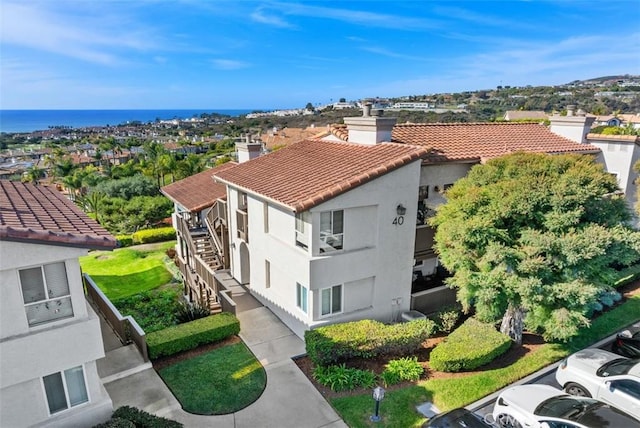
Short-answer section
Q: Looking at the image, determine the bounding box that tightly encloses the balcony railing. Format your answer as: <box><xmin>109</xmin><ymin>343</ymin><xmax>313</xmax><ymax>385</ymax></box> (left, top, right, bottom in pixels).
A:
<box><xmin>236</xmin><ymin>209</ymin><xmax>248</xmax><ymax>242</ymax></box>
<box><xmin>414</xmin><ymin>225</ymin><xmax>436</xmax><ymax>260</ymax></box>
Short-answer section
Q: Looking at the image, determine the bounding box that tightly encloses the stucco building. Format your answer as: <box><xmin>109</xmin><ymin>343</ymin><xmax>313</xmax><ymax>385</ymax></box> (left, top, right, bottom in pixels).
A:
<box><xmin>0</xmin><ymin>181</ymin><xmax>117</xmax><ymax>428</ymax></box>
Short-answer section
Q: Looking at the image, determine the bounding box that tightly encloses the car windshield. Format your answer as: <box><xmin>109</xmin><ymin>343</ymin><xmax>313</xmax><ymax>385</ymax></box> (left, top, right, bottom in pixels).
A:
<box><xmin>535</xmin><ymin>396</ymin><xmax>600</xmax><ymax>420</ymax></box>
<box><xmin>596</xmin><ymin>358</ymin><xmax>636</xmax><ymax>377</ymax></box>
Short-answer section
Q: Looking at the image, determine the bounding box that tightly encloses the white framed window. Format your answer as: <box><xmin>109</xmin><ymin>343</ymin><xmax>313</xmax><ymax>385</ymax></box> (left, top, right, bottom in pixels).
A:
<box><xmin>320</xmin><ymin>210</ymin><xmax>344</xmax><ymax>253</ymax></box>
<box><xmin>43</xmin><ymin>366</ymin><xmax>89</xmax><ymax>415</ymax></box>
<box><xmin>265</xmin><ymin>260</ymin><xmax>271</xmax><ymax>288</ymax></box>
<box><xmin>19</xmin><ymin>262</ymin><xmax>74</xmax><ymax>327</ymax></box>
<box><xmin>295</xmin><ymin>211</ymin><xmax>310</xmax><ymax>250</ymax></box>
<box><xmin>296</xmin><ymin>282</ymin><xmax>308</xmax><ymax>313</ymax></box>
<box><xmin>321</xmin><ymin>285</ymin><xmax>342</xmax><ymax>316</ymax></box>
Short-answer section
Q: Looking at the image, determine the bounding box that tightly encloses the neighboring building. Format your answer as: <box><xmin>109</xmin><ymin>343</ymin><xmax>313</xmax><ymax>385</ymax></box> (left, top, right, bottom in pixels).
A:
<box><xmin>0</xmin><ymin>181</ymin><xmax>117</xmax><ymax>428</ymax></box>
<box><xmin>503</xmin><ymin>110</ymin><xmax>548</xmax><ymax>121</ymax></box>
<box><xmin>549</xmin><ymin>108</ymin><xmax>640</xmax><ymax>222</ymax></box>
<box><xmin>163</xmin><ymin>107</ymin><xmax>615</xmax><ymax>339</ymax></box>
<box><xmin>586</xmin><ymin>133</ymin><xmax>640</xmax><ymax>220</ymax></box>
<box><xmin>161</xmin><ymin>162</ymin><xmax>237</xmax><ymax>311</ymax></box>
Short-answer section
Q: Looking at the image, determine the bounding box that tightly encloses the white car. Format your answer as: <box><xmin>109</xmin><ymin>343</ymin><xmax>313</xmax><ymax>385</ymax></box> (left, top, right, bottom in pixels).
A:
<box><xmin>491</xmin><ymin>384</ymin><xmax>640</xmax><ymax>427</ymax></box>
<box><xmin>555</xmin><ymin>348</ymin><xmax>640</xmax><ymax>419</ymax></box>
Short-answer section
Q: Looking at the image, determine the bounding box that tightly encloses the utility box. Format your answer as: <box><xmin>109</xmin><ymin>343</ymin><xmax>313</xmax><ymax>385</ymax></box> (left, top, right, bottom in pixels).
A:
<box><xmin>401</xmin><ymin>310</ymin><xmax>426</xmax><ymax>322</ymax></box>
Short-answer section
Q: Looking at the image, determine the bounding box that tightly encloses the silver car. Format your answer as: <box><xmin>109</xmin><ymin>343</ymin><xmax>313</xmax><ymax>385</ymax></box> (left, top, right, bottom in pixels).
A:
<box><xmin>555</xmin><ymin>348</ymin><xmax>640</xmax><ymax>420</ymax></box>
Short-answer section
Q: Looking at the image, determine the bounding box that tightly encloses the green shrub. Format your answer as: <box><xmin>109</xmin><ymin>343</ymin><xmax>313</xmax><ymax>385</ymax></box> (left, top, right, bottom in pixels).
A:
<box><xmin>114</xmin><ymin>287</ymin><xmax>181</xmax><ymax>333</ymax></box>
<box><xmin>146</xmin><ymin>312</ymin><xmax>240</xmax><ymax>359</ymax></box>
<box><xmin>313</xmin><ymin>364</ymin><xmax>376</xmax><ymax>392</ymax></box>
<box><xmin>380</xmin><ymin>356</ymin><xmax>424</xmax><ymax>387</ymax></box>
<box><xmin>613</xmin><ymin>264</ymin><xmax>640</xmax><ymax>287</ymax></box>
<box><xmin>429</xmin><ymin>318</ymin><xmax>511</xmax><ymax>372</ymax></box>
<box><xmin>93</xmin><ymin>406</ymin><xmax>182</xmax><ymax>428</ymax></box>
<box><xmin>93</xmin><ymin>418</ymin><xmax>135</xmax><ymax>428</ymax></box>
<box><xmin>116</xmin><ymin>234</ymin><xmax>134</xmax><ymax>247</ymax></box>
<box><xmin>132</xmin><ymin>227</ymin><xmax>176</xmax><ymax>244</ymax></box>
<box><xmin>431</xmin><ymin>305</ymin><xmax>462</xmax><ymax>333</ymax></box>
<box><xmin>175</xmin><ymin>299</ymin><xmax>210</xmax><ymax>323</ymax></box>
<box><xmin>305</xmin><ymin>318</ymin><xmax>436</xmax><ymax>366</ymax></box>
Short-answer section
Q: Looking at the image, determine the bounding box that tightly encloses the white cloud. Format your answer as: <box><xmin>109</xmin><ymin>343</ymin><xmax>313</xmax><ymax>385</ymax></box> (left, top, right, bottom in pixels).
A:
<box><xmin>251</xmin><ymin>7</ymin><xmax>295</xmax><ymax>28</ymax></box>
<box><xmin>268</xmin><ymin>2</ymin><xmax>442</xmax><ymax>30</ymax></box>
<box><xmin>211</xmin><ymin>59</ymin><xmax>251</xmax><ymax>70</ymax></box>
<box><xmin>1</xmin><ymin>1</ymin><xmax>157</xmax><ymax>65</ymax></box>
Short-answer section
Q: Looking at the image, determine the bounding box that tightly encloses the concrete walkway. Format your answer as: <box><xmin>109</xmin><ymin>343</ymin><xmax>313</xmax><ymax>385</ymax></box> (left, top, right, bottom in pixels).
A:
<box><xmin>96</xmin><ymin>283</ymin><xmax>347</xmax><ymax>428</ymax></box>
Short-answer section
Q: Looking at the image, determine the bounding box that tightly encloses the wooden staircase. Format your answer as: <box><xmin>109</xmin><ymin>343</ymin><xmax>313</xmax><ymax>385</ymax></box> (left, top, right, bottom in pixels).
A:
<box><xmin>192</xmin><ymin>232</ymin><xmax>222</xmax><ymax>271</ymax></box>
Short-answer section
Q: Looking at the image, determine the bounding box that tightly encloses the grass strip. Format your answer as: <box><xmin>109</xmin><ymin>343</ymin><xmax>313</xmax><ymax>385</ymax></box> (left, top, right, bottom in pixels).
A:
<box><xmin>158</xmin><ymin>342</ymin><xmax>266</xmax><ymax>415</ymax></box>
<box><xmin>331</xmin><ymin>293</ymin><xmax>640</xmax><ymax>428</ymax></box>
<box><xmin>80</xmin><ymin>241</ymin><xmax>175</xmax><ymax>300</ymax></box>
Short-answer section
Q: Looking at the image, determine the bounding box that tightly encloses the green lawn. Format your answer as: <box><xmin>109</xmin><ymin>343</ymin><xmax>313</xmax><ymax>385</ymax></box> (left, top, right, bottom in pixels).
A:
<box><xmin>158</xmin><ymin>342</ymin><xmax>267</xmax><ymax>415</ymax></box>
<box><xmin>80</xmin><ymin>241</ymin><xmax>176</xmax><ymax>300</ymax></box>
<box><xmin>331</xmin><ymin>293</ymin><xmax>640</xmax><ymax>428</ymax></box>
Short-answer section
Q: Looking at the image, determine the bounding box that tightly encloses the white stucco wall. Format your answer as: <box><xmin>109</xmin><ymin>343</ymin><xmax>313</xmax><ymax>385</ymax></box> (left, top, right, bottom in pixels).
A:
<box><xmin>590</xmin><ymin>138</ymin><xmax>640</xmax><ymax>220</ymax></box>
<box><xmin>0</xmin><ymin>240</ymin><xmax>111</xmax><ymax>428</ymax></box>
<box><xmin>419</xmin><ymin>162</ymin><xmax>474</xmax><ymax>209</ymax></box>
<box><xmin>227</xmin><ymin>159</ymin><xmax>423</xmax><ymax>338</ymax></box>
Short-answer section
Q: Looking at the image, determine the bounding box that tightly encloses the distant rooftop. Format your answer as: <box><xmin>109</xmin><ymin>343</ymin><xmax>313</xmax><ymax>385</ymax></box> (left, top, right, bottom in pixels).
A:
<box><xmin>161</xmin><ymin>162</ymin><xmax>236</xmax><ymax>212</ymax></box>
<box><xmin>0</xmin><ymin>181</ymin><xmax>116</xmax><ymax>249</ymax></box>
<box><xmin>391</xmin><ymin>122</ymin><xmax>600</xmax><ymax>163</ymax></box>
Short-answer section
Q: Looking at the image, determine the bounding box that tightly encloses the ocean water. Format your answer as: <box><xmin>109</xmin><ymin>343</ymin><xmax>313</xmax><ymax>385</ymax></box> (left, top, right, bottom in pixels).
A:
<box><xmin>0</xmin><ymin>109</ymin><xmax>256</xmax><ymax>133</ymax></box>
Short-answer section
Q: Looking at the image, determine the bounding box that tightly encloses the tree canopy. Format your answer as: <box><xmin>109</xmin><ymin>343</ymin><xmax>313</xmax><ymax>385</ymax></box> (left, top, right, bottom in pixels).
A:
<box><xmin>430</xmin><ymin>152</ymin><xmax>640</xmax><ymax>343</ymax></box>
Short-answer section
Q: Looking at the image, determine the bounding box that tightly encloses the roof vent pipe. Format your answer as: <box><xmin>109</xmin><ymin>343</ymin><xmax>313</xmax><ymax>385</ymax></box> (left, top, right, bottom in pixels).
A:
<box><xmin>566</xmin><ymin>105</ymin><xmax>575</xmax><ymax>117</ymax></box>
<box><xmin>362</xmin><ymin>102</ymin><xmax>372</xmax><ymax>117</ymax></box>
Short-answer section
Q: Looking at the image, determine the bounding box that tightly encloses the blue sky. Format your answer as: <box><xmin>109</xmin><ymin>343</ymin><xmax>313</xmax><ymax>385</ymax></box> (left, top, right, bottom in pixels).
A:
<box><xmin>1</xmin><ymin>1</ymin><xmax>639</xmax><ymax>110</ymax></box>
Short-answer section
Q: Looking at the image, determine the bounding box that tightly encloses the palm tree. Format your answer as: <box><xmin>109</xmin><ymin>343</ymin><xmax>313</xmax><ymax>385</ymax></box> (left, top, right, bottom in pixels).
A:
<box><xmin>177</xmin><ymin>154</ymin><xmax>205</xmax><ymax>179</ymax></box>
<box><xmin>78</xmin><ymin>191</ymin><xmax>105</xmax><ymax>223</ymax></box>
<box><xmin>23</xmin><ymin>166</ymin><xmax>45</xmax><ymax>184</ymax></box>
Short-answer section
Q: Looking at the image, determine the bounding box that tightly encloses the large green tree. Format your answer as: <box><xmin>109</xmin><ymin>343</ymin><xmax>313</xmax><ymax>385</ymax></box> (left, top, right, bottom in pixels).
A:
<box><xmin>430</xmin><ymin>152</ymin><xmax>640</xmax><ymax>344</ymax></box>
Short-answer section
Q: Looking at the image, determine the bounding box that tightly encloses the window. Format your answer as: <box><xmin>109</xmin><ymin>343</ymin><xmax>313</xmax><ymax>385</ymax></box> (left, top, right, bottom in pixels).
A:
<box><xmin>263</xmin><ymin>201</ymin><xmax>269</xmax><ymax>233</ymax></box>
<box><xmin>321</xmin><ymin>285</ymin><xmax>342</xmax><ymax>316</ymax></box>
<box><xmin>43</xmin><ymin>366</ymin><xmax>88</xmax><ymax>414</ymax></box>
<box><xmin>296</xmin><ymin>283</ymin><xmax>308</xmax><ymax>313</ymax></box>
<box><xmin>265</xmin><ymin>260</ymin><xmax>271</xmax><ymax>289</ymax></box>
<box><xmin>295</xmin><ymin>211</ymin><xmax>310</xmax><ymax>250</ymax></box>
<box><xmin>320</xmin><ymin>210</ymin><xmax>343</xmax><ymax>253</ymax></box>
<box><xmin>238</xmin><ymin>192</ymin><xmax>248</xmax><ymax>210</ymax></box>
<box><xmin>20</xmin><ymin>262</ymin><xmax>73</xmax><ymax>327</ymax></box>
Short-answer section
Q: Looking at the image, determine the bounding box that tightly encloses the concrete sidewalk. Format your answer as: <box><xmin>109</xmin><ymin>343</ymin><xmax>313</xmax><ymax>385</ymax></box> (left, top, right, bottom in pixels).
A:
<box><xmin>97</xmin><ymin>290</ymin><xmax>347</xmax><ymax>428</ymax></box>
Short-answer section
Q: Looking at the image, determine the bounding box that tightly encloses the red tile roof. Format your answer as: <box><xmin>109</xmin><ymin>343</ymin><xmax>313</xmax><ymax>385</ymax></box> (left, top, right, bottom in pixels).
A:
<box><xmin>0</xmin><ymin>181</ymin><xmax>116</xmax><ymax>249</ymax></box>
<box><xmin>161</xmin><ymin>162</ymin><xmax>237</xmax><ymax>212</ymax></box>
<box><xmin>391</xmin><ymin>122</ymin><xmax>600</xmax><ymax>163</ymax></box>
<box><xmin>215</xmin><ymin>140</ymin><xmax>428</xmax><ymax>212</ymax></box>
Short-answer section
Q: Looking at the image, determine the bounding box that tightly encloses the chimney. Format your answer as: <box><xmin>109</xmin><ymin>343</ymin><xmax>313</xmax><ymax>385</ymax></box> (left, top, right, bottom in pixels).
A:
<box><xmin>236</xmin><ymin>137</ymin><xmax>263</xmax><ymax>163</ymax></box>
<box><xmin>362</xmin><ymin>101</ymin><xmax>372</xmax><ymax>117</ymax></box>
<box><xmin>343</xmin><ymin>103</ymin><xmax>396</xmax><ymax>145</ymax></box>
<box><xmin>549</xmin><ymin>106</ymin><xmax>595</xmax><ymax>144</ymax></box>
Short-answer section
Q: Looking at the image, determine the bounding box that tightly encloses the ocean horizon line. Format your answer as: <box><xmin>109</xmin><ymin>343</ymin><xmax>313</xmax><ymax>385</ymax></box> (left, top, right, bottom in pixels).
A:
<box><xmin>0</xmin><ymin>108</ymin><xmax>276</xmax><ymax>134</ymax></box>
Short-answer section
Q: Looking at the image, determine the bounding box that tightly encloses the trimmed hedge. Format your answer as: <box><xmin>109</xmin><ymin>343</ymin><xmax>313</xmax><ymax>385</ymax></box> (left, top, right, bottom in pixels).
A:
<box><xmin>429</xmin><ymin>317</ymin><xmax>511</xmax><ymax>372</ymax></box>
<box><xmin>115</xmin><ymin>234</ymin><xmax>134</xmax><ymax>248</ymax></box>
<box><xmin>305</xmin><ymin>318</ymin><xmax>436</xmax><ymax>366</ymax></box>
<box><xmin>147</xmin><ymin>312</ymin><xmax>240</xmax><ymax>359</ymax></box>
<box><xmin>93</xmin><ymin>406</ymin><xmax>182</xmax><ymax>427</ymax></box>
<box><xmin>132</xmin><ymin>227</ymin><xmax>176</xmax><ymax>245</ymax></box>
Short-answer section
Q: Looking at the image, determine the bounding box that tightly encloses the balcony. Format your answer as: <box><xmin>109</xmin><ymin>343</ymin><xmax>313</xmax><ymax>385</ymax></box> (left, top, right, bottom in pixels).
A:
<box><xmin>414</xmin><ymin>226</ymin><xmax>435</xmax><ymax>260</ymax></box>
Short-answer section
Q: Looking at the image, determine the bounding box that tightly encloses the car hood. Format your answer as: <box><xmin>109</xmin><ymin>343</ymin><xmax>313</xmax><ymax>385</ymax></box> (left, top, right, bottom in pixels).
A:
<box><xmin>500</xmin><ymin>385</ymin><xmax>565</xmax><ymax>414</ymax></box>
<box><xmin>565</xmin><ymin>348</ymin><xmax>620</xmax><ymax>376</ymax></box>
